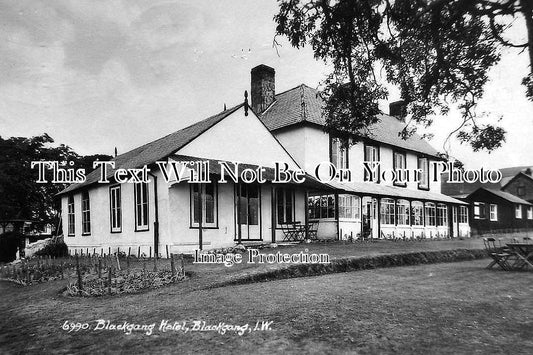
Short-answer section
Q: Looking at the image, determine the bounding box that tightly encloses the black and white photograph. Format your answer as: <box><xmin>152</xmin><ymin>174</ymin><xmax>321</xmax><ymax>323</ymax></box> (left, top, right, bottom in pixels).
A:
<box><xmin>1</xmin><ymin>0</ymin><xmax>532</xmax><ymax>354</ymax></box>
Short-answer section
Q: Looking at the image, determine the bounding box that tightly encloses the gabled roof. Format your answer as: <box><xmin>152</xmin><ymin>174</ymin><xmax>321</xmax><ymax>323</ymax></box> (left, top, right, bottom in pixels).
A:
<box><xmin>501</xmin><ymin>171</ymin><xmax>533</xmax><ymax>190</ymax></box>
<box><xmin>259</xmin><ymin>84</ymin><xmax>440</xmax><ymax>158</ymax></box>
<box><xmin>58</xmin><ymin>104</ymin><xmax>243</xmax><ymax>195</ymax></box>
<box><xmin>442</xmin><ymin>165</ymin><xmax>533</xmax><ymax>196</ymax></box>
<box><xmin>468</xmin><ymin>187</ymin><xmax>532</xmax><ymax>205</ymax></box>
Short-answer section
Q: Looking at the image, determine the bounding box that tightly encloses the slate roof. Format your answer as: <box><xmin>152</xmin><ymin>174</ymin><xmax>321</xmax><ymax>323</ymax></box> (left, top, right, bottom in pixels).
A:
<box><xmin>468</xmin><ymin>188</ymin><xmax>532</xmax><ymax>205</ymax></box>
<box><xmin>326</xmin><ymin>181</ymin><xmax>468</xmax><ymax>205</ymax></box>
<box><xmin>58</xmin><ymin>104</ymin><xmax>244</xmax><ymax>195</ymax></box>
<box><xmin>259</xmin><ymin>84</ymin><xmax>440</xmax><ymax>158</ymax></box>
<box><xmin>442</xmin><ymin>166</ymin><xmax>533</xmax><ymax>196</ymax></box>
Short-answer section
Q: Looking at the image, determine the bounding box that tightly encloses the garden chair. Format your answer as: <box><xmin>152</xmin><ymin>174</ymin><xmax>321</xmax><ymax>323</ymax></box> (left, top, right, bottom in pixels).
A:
<box><xmin>483</xmin><ymin>237</ymin><xmax>514</xmax><ymax>271</ymax></box>
<box><xmin>280</xmin><ymin>223</ymin><xmax>298</xmax><ymax>242</ymax></box>
<box><xmin>306</xmin><ymin>221</ymin><xmax>319</xmax><ymax>240</ymax></box>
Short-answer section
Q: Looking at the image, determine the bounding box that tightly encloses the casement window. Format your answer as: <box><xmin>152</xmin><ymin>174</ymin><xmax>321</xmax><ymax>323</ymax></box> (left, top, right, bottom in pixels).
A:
<box><xmin>489</xmin><ymin>204</ymin><xmax>498</xmax><ymax>221</ymax></box>
<box><xmin>517</xmin><ymin>185</ymin><xmax>525</xmax><ymax>197</ymax></box>
<box><xmin>364</xmin><ymin>144</ymin><xmax>380</xmax><ymax>182</ymax></box>
<box><xmin>276</xmin><ymin>188</ymin><xmax>294</xmax><ymax>224</ymax></box>
<box><xmin>425</xmin><ymin>202</ymin><xmax>436</xmax><ymax>226</ymax></box>
<box><xmin>527</xmin><ymin>206</ymin><xmax>533</xmax><ymax>220</ymax></box>
<box><xmin>411</xmin><ymin>201</ymin><xmax>424</xmax><ymax>226</ymax></box>
<box><xmin>393</xmin><ymin>151</ymin><xmax>407</xmax><ymax>187</ymax></box>
<box><xmin>417</xmin><ymin>157</ymin><xmax>429</xmax><ymax>190</ymax></box>
<box><xmin>380</xmin><ymin>198</ymin><xmax>395</xmax><ymax>225</ymax></box>
<box><xmin>308</xmin><ymin>194</ymin><xmax>335</xmax><ymax>219</ymax></box>
<box><xmin>134</xmin><ymin>183</ymin><xmax>149</xmax><ymax>231</ymax></box>
<box><xmin>436</xmin><ymin>203</ymin><xmax>448</xmax><ymax>226</ymax></box>
<box><xmin>339</xmin><ymin>195</ymin><xmax>360</xmax><ymax>220</ymax></box>
<box><xmin>474</xmin><ymin>202</ymin><xmax>486</xmax><ymax>220</ymax></box>
<box><xmin>330</xmin><ymin>137</ymin><xmax>349</xmax><ymax>170</ymax></box>
<box><xmin>191</xmin><ymin>182</ymin><xmax>217</xmax><ymax>228</ymax></box>
<box><xmin>81</xmin><ymin>191</ymin><xmax>91</xmax><ymax>235</ymax></box>
<box><xmin>396</xmin><ymin>199</ymin><xmax>410</xmax><ymax>226</ymax></box>
<box><xmin>110</xmin><ymin>186</ymin><xmax>122</xmax><ymax>232</ymax></box>
<box><xmin>515</xmin><ymin>204</ymin><xmax>522</xmax><ymax>219</ymax></box>
<box><xmin>459</xmin><ymin>206</ymin><xmax>469</xmax><ymax>224</ymax></box>
<box><xmin>67</xmin><ymin>195</ymin><xmax>75</xmax><ymax>236</ymax></box>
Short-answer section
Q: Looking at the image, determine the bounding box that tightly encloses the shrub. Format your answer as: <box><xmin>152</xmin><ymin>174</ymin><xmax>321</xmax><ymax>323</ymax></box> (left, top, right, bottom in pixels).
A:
<box><xmin>34</xmin><ymin>239</ymin><xmax>68</xmax><ymax>258</ymax></box>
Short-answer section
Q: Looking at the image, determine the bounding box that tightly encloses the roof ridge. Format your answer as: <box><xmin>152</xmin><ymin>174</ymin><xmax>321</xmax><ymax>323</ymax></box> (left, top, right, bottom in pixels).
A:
<box><xmin>113</xmin><ymin>103</ymin><xmax>243</xmax><ymax>161</ymax></box>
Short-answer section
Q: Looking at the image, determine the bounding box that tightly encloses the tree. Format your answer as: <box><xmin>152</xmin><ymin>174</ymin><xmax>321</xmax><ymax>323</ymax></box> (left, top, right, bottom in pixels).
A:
<box><xmin>0</xmin><ymin>134</ymin><xmax>112</xmax><ymax>224</ymax></box>
<box><xmin>274</xmin><ymin>0</ymin><xmax>532</xmax><ymax>153</ymax></box>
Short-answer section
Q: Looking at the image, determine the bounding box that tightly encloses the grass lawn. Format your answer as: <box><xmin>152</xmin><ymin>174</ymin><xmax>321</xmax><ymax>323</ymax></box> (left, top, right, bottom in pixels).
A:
<box><xmin>1</xmin><ymin>258</ymin><xmax>532</xmax><ymax>354</ymax></box>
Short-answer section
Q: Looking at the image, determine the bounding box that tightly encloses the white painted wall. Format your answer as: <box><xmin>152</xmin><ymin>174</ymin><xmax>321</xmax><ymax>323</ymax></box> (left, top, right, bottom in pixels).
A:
<box><xmin>177</xmin><ymin>106</ymin><xmax>300</xmax><ymax>170</ymax></box>
<box><xmin>62</xmin><ymin>169</ymin><xmax>167</xmax><ymax>256</ymax></box>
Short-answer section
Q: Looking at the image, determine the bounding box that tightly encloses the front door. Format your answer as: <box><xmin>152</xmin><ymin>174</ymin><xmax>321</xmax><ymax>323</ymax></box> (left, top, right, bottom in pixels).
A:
<box><xmin>237</xmin><ymin>183</ymin><xmax>261</xmax><ymax>241</ymax></box>
<box><xmin>362</xmin><ymin>197</ymin><xmax>379</xmax><ymax>239</ymax></box>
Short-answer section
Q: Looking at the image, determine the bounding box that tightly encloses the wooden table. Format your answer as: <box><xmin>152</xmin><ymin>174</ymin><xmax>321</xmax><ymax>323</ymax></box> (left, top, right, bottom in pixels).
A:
<box><xmin>506</xmin><ymin>243</ymin><xmax>533</xmax><ymax>270</ymax></box>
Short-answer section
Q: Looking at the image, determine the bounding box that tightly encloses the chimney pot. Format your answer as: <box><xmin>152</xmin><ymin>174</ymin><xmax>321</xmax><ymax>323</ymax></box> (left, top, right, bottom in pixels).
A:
<box><xmin>389</xmin><ymin>100</ymin><xmax>407</xmax><ymax>119</ymax></box>
<box><xmin>251</xmin><ymin>64</ymin><xmax>275</xmax><ymax>114</ymax></box>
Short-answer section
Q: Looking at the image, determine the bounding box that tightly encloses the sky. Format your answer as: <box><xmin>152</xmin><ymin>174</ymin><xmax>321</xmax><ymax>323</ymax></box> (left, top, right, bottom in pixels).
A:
<box><xmin>0</xmin><ymin>0</ymin><xmax>531</xmax><ymax>170</ymax></box>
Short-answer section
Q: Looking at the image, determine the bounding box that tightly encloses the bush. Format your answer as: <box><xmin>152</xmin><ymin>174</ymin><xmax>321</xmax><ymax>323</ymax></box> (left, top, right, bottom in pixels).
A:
<box><xmin>34</xmin><ymin>239</ymin><xmax>68</xmax><ymax>258</ymax></box>
<box><xmin>0</xmin><ymin>232</ymin><xmax>23</xmax><ymax>263</ymax></box>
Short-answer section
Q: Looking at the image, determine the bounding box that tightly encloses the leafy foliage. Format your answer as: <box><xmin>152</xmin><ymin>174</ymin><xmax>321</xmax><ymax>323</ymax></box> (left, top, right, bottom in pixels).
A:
<box><xmin>0</xmin><ymin>133</ymin><xmax>112</xmax><ymax>223</ymax></box>
<box><xmin>275</xmin><ymin>0</ymin><xmax>532</xmax><ymax>152</ymax></box>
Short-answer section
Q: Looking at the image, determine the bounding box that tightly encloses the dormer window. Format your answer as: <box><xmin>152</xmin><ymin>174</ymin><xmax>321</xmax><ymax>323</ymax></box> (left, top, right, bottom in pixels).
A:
<box><xmin>330</xmin><ymin>137</ymin><xmax>348</xmax><ymax>170</ymax></box>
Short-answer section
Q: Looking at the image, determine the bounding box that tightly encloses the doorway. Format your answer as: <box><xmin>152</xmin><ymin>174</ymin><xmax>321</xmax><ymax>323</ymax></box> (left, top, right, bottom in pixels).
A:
<box><xmin>236</xmin><ymin>183</ymin><xmax>261</xmax><ymax>241</ymax></box>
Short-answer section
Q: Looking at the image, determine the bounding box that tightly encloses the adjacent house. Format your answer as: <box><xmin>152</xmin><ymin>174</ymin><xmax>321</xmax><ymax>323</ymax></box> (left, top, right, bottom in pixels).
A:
<box><xmin>59</xmin><ymin>64</ymin><xmax>469</xmax><ymax>256</ymax></box>
<box><xmin>501</xmin><ymin>170</ymin><xmax>533</xmax><ymax>203</ymax></box>
<box><xmin>462</xmin><ymin>187</ymin><xmax>533</xmax><ymax>235</ymax></box>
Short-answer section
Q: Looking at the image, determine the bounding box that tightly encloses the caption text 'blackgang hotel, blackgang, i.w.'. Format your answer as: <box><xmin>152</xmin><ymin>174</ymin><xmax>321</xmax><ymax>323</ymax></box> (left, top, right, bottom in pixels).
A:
<box><xmin>58</xmin><ymin>64</ymin><xmax>470</xmax><ymax>256</ymax></box>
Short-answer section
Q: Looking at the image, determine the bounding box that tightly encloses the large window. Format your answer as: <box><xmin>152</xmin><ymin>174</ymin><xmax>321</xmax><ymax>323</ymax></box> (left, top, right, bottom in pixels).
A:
<box><xmin>67</xmin><ymin>195</ymin><xmax>75</xmax><ymax>236</ymax></box>
<box><xmin>393</xmin><ymin>151</ymin><xmax>407</xmax><ymax>187</ymax></box>
<box><xmin>436</xmin><ymin>203</ymin><xmax>448</xmax><ymax>226</ymax></box>
<box><xmin>417</xmin><ymin>157</ymin><xmax>429</xmax><ymax>190</ymax></box>
<box><xmin>380</xmin><ymin>198</ymin><xmax>395</xmax><ymax>225</ymax></box>
<box><xmin>364</xmin><ymin>144</ymin><xmax>380</xmax><ymax>182</ymax></box>
<box><xmin>528</xmin><ymin>206</ymin><xmax>533</xmax><ymax>220</ymax></box>
<box><xmin>474</xmin><ymin>202</ymin><xmax>486</xmax><ymax>220</ymax></box>
<box><xmin>330</xmin><ymin>137</ymin><xmax>349</xmax><ymax>170</ymax></box>
<box><xmin>277</xmin><ymin>188</ymin><xmax>294</xmax><ymax>224</ymax></box>
<box><xmin>339</xmin><ymin>195</ymin><xmax>360</xmax><ymax>219</ymax></box>
<box><xmin>110</xmin><ymin>186</ymin><xmax>122</xmax><ymax>232</ymax></box>
<box><xmin>489</xmin><ymin>204</ymin><xmax>498</xmax><ymax>221</ymax></box>
<box><xmin>81</xmin><ymin>191</ymin><xmax>91</xmax><ymax>235</ymax></box>
<box><xmin>515</xmin><ymin>204</ymin><xmax>522</xmax><ymax>219</ymax></box>
<box><xmin>425</xmin><ymin>202</ymin><xmax>436</xmax><ymax>226</ymax></box>
<box><xmin>411</xmin><ymin>201</ymin><xmax>424</xmax><ymax>226</ymax></box>
<box><xmin>308</xmin><ymin>194</ymin><xmax>335</xmax><ymax>219</ymax></box>
<box><xmin>191</xmin><ymin>182</ymin><xmax>217</xmax><ymax>227</ymax></box>
<box><xmin>134</xmin><ymin>183</ymin><xmax>149</xmax><ymax>231</ymax></box>
<box><xmin>396</xmin><ymin>199</ymin><xmax>410</xmax><ymax>225</ymax></box>
<box><xmin>459</xmin><ymin>205</ymin><xmax>469</xmax><ymax>224</ymax></box>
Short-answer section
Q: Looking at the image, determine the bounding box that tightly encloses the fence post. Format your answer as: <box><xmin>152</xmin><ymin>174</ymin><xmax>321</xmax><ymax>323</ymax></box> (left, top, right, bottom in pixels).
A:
<box><xmin>179</xmin><ymin>254</ymin><xmax>184</xmax><ymax>277</ymax></box>
<box><xmin>98</xmin><ymin>259</ymin><xmax>102</xmax><ymax>279</ymax></box>
<box><xmin>107</xmin><ymin>267</ymin><xmax>112</xmax><ymax>295</ymax></box>
<box><xmin>170</xmin><ymin>253</ymin><xmax>176</xmax><ymax>277</ymax></box>
<box><xmin>75</xmin><ymin>254</ymin><xmax>83</xmax><ymax>294</ymax></box>
<box><xmin>116</xmin><ymin>254</ymin><xmax>121</xmax><ymax>271</ymax></box>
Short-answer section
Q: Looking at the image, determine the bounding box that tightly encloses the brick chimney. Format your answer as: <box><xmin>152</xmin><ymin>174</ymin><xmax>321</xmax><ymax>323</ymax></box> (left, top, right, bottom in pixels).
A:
<box><xmin>251</xmin><ymin>64</ymin><xmax>275</xmax><ymax>114</ymax></box>
<box><xmin>389</xmin><ymin>100</ymin><xmax>407</xmax><ymax>119</ymax></box>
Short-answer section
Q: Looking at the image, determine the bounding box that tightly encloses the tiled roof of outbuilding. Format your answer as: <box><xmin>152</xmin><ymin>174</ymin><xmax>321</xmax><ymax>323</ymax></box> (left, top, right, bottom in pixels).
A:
<box><xmin>259</xmin><ymin>84</ymin><xmax>440</xmax><ymax>158</ymax></box>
